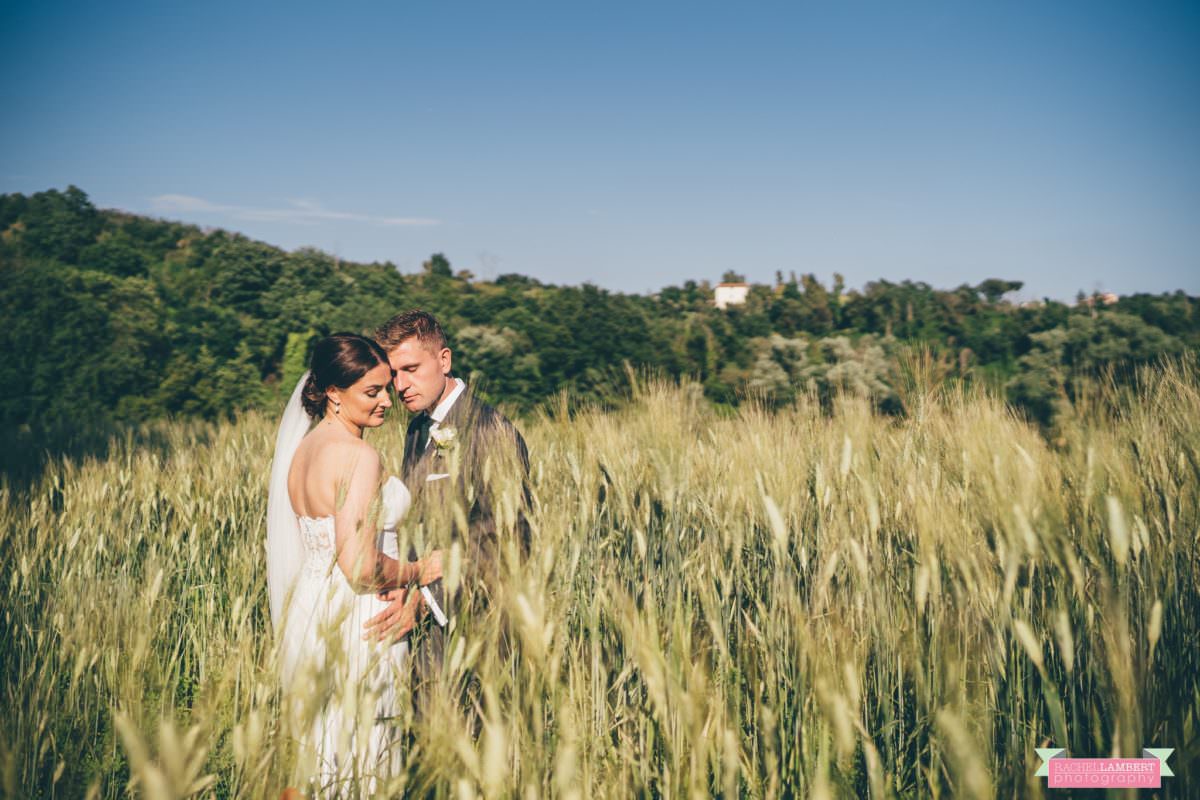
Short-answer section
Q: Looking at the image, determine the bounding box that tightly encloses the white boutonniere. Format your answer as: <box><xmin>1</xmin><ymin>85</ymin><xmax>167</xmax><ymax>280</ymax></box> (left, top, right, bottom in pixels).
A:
<box><xmin>429</xmin><ymin>424</ymin><xmax>458</xmax><ymax>452</ymax></box>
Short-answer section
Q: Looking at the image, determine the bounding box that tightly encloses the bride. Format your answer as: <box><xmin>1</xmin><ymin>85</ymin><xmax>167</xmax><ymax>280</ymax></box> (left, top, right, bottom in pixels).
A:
<box><xmin>266</xmin><ymin>333</ymin><xmax>440</xmax><ymax>793</ymax></box>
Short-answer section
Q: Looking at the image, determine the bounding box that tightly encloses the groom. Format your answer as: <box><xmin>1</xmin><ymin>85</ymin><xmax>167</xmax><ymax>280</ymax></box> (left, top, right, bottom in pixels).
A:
<box><xmin>365</xmin><ymin>310</ymin><xmax>530</xmax><ymax>691</ymax></box>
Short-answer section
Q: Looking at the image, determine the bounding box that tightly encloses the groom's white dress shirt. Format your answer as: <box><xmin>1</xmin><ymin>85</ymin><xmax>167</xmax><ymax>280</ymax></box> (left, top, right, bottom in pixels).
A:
<box><xmin>424</xmin><ymin>377</ymin><xmax>466</xmax><ymax>452</ymax></box>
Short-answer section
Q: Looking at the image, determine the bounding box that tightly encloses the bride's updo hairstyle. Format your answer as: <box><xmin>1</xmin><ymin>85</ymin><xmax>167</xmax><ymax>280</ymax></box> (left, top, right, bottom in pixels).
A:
<box><xmin>301</xmin><ymin>333</ymin><xmax>392</xmax><ymax>418</ymax></box>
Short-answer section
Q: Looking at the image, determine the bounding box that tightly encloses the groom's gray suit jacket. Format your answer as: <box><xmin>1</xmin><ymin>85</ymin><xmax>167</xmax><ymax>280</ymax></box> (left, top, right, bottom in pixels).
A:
<box><xmin>400</xmin><ymin>386</ymin><xmax>531</xmax><ymax>673</ymax></box>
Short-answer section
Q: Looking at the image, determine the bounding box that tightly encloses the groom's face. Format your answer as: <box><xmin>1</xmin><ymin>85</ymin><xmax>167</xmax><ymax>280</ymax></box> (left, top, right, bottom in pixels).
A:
<box><xmin>387</xmin><ymin>338</ymin><xmax>453</xmax><ymax>414</ymax></box>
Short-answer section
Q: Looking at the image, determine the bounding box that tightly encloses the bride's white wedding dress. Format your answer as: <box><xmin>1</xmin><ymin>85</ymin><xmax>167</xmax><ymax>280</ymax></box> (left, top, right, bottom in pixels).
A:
<box><xmin>279</xmin><ymin>476</ymin><xmax>411</xmax><ymax>788</ymax></box>
<box><xmin>266</xmin><ymin>374</ymin><xmax>413</xmax><ymax>793</ymax></box>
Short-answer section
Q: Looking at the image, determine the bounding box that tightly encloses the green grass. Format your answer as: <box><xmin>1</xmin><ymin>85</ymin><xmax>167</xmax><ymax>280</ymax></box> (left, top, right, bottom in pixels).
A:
<box><xmin>2</xmin><ymin>364</ymin><xmax>1197</xmax><ymax>797</ymax></box>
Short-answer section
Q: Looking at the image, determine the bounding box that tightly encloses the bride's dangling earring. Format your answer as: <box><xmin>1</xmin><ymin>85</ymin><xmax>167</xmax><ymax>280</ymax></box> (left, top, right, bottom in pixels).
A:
<box><xmin>334</xmin><ymin>400</ymin><xmax>341</xmax><ymax>415</ymax></box>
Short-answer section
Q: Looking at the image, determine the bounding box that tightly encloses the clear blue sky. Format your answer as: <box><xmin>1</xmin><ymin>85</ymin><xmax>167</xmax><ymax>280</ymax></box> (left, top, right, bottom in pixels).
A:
<box><xmin>3</xmin><ymin>0</ymin><xmax>1198</xmax><ymax>299</ymax></box>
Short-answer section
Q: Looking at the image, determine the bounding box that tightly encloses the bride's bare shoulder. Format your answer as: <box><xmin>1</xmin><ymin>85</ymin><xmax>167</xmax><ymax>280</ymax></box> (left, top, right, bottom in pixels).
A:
<box><xmin>331</xmin><ymin>437</ymin><xmax>381</xmax><ymax>472</ymax></box>
<box><xmin>302</xmin><ymin>431</ymin><xmax>379</xmax><ymax>472</ymax></box>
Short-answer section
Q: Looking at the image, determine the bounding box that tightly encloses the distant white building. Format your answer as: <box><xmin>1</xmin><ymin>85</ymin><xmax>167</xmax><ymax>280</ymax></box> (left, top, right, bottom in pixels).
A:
<box><xmin>714</xmin><ymin>282</ymin><xmax>749</xmax><ymax>309</ymax></box>
<box><xmin>1076</xmin><ymin>292</ymin><xmax>1120</xmax><ymax>308</ymax></box>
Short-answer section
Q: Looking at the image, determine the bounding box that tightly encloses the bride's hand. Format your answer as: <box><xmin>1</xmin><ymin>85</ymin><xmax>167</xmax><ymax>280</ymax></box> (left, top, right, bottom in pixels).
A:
<box><xmin>418</xmin><ymin>549</ymin><xmax>443</xmax><ymax>586</ymax></box>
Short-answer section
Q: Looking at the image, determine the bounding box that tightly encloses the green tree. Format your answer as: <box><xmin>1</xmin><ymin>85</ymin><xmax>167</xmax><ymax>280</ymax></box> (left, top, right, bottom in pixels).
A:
<box><xmin>976</xmin><ymin>278</ymin><xmax>1024</xmax><ymax>304</ymax></box>
<box><xmin>423</xmin><ymin>252</ymin><xmax>453</xmax><ymax>278</ymax></box>
<box><xmin>747</xmin><ymin>333</ymin><xmax>809</xmax><ymax>404</ymax></box>
<box><xmin>15</xmin><ymin>186</ymin><xmax>101</xmax><ymax>264</ymax></box>
<box><xmin>1008</xmin><ymin>312</ymin><xmax>1181</xmax><ymax>425</ymax></box>
<box><xmin>79</xmin><ymin>231</ymin><xmax>148</xmax><ymax>277</ymax></box>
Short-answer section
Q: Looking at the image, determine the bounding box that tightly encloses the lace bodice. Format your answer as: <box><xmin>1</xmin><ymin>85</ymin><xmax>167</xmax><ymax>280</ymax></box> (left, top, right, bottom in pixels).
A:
<box><xmin>297</xmin><ymin>476</ymin><xmax>411</xmax><ymax>576</ymax></box>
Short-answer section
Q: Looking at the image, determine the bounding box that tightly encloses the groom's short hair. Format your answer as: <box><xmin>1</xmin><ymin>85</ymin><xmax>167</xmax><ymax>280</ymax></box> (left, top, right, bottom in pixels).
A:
<box><xmin>375</xmin><ymin>309</ymin><xmax>448</xmax><ymax>353</ymax></box>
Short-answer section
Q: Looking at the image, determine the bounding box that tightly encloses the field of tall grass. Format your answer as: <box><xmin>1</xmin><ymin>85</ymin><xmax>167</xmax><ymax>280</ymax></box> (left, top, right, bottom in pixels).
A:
<box><xmin>2</xmin><ymin>364</ymin><xmax>1197</xmax><ymax>798</ymax></box>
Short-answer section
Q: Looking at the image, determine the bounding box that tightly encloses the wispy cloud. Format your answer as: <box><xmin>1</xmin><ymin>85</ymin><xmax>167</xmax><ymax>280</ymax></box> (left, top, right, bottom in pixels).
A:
<box><xmin>150</xmin><ymin>194</ymin><xmax>439</xmax><ymax>227</ymax></box>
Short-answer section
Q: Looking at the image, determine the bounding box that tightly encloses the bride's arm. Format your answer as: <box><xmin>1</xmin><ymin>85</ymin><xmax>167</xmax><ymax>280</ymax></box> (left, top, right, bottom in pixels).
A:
<box><xmin>333</xmin><ymin>446</ymin><xmax>442</xmax><ymax>593</ymax></box>
<box><xmin>332</xmin><ymin>445</ymin><xmax>401</xmax><ymax>593</ymax></box>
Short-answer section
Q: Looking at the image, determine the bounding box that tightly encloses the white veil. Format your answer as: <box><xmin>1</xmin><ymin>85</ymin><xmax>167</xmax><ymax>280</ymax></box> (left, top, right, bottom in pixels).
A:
<box><xmin>266</xmin><ymin>372</ymin><xmax>313</xmax><ymax>631</ymax></box>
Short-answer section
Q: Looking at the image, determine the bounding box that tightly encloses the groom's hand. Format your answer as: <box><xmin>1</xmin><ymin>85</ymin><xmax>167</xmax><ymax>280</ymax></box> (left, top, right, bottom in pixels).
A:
<box><xmin>419</xmin><ymin>549</ymin><xmax>444</xmax><ymax>586</ymax></box>
<box><xmin>364</xmin><ymin>588</ymin><xmax>420</xmax><ymax>642</ymax></box>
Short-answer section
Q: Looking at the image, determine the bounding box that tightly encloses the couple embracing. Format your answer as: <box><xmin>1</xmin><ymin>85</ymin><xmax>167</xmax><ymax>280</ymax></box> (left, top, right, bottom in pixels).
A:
<box><xmin>265</xmin><ymin>310</ymin><xmax>530</xmax><ymax>793</ymax></box>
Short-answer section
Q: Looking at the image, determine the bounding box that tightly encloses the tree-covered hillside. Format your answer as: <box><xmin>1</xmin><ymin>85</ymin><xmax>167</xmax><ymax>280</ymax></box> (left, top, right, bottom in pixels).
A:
<box><xmin>2</xmin><ymin>187</ymin><xmax>1196</xmax><ymax>444</ymax></box>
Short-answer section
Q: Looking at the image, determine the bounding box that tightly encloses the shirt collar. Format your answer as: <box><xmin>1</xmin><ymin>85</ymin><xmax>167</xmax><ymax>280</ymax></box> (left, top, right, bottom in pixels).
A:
<box><xmin>428</xmin><ymin>377</ymin><xmax>466</xmax><ymax>424</ymax></box>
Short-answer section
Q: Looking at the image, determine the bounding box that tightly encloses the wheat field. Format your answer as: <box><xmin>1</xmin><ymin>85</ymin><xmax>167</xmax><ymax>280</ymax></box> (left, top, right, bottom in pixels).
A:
<box><xmin>1</xmin><ymin>365</ymin><xmax>1197</xmax><ymax>798</ymax></box>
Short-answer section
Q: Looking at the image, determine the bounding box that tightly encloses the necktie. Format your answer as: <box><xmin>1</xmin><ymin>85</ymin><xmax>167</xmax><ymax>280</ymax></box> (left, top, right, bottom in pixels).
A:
<box><xmin>414</xmin><ymin>414</ymin><xmax>433</xmax><ymax>453</ymax></box>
